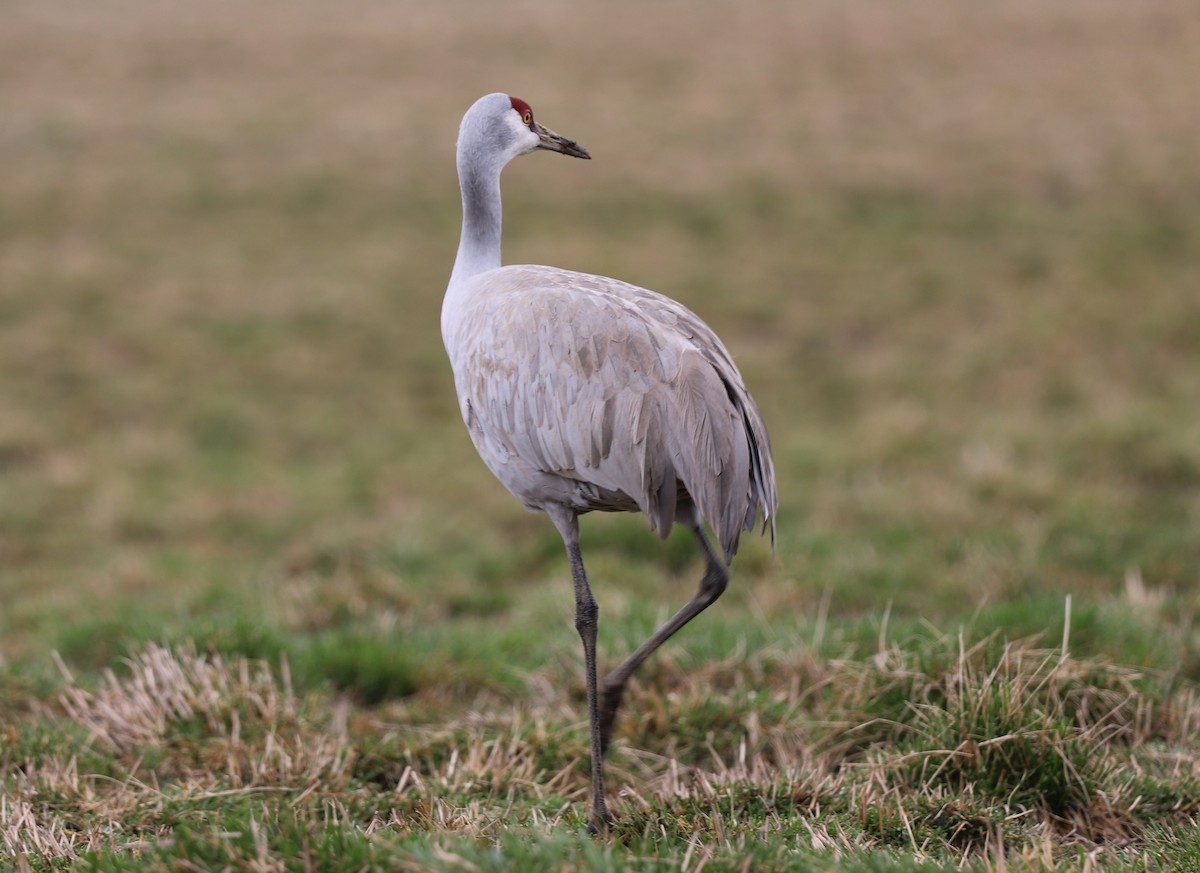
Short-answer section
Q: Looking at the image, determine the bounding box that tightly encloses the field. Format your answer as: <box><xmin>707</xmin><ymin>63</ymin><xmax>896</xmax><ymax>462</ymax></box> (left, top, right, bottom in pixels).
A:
<box><xmin>3</xmin><ymin>0</ymin><xmax>1200</xmax><ymax>869</ymax></box>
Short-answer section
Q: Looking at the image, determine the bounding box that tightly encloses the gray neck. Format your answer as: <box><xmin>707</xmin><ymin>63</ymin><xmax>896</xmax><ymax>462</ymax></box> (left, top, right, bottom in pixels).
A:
<box><xmin>449</xmin><ymin>161</ymin><xmax>503</xmax><ymax>287</ymax></box>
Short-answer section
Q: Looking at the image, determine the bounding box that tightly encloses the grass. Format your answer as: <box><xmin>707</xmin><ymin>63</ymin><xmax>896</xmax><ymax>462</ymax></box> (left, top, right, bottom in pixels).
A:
<box><xmin>6</xmin><ymin>635</ymin><xmax>1199</xmax><ymax>869</ymax></box>
<box><xmin>3</xmin><ymin>0</ymin><xmax>1200</xmax><ymax>868</ymax></box>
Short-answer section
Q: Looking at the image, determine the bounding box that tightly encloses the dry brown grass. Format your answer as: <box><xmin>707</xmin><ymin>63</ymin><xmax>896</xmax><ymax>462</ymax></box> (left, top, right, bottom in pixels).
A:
<box><xmin>5</xmin><ymin>635</ymin><xmax>1197</xmax><ymax>866</ymax></box>
<box><xmin>5</xmin><ymin>0</ymin><xmax>1198</xmax><ymax>199</ymax></box>
<box><xmin>3</xmin><ymin>644</ymin><xmax>354</xmax><ymax>862</ymax></box>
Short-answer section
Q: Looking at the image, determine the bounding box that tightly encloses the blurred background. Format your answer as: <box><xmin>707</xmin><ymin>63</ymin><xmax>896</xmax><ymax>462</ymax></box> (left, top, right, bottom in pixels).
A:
<box><xmin>2</xmin><ymin>0</ymin><xmax>1198</xmax><ymax>680</ymax></box>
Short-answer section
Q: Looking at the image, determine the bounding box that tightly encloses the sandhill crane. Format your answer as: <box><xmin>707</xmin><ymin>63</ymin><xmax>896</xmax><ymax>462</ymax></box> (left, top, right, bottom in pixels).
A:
<box><xmin>441</xmin><ymin>92</ymin><xmax>777</xmax><ymax>833</ymax></box>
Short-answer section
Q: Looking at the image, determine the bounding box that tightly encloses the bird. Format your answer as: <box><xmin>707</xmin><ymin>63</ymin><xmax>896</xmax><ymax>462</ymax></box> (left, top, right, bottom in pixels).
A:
<box><xmin>441</xmin><ymin>92</ymin><xmax>777</xmax><ymax>833</ymax></box>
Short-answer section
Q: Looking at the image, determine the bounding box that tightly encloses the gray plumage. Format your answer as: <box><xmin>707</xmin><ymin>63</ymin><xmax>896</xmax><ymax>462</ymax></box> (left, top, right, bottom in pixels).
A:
<box><xmin>441</xmin><ymin>92</ymin><xmax>777</xmax><ymax>833</ymax></box>
<box><xmin>446</xmin><ymin>264</ymin><xmax>775</xmax><ymax>560</ymax></box>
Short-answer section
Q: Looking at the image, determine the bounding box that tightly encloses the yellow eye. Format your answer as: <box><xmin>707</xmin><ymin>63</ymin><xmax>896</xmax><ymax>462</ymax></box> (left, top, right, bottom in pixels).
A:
<box><xmin>522</xmin><ymin>111</ymin><xmax>532</xmax><ymax>125</ymax></box>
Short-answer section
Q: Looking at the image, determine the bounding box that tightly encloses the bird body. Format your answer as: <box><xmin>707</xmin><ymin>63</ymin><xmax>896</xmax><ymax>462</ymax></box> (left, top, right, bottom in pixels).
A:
<box><xmin>444</xmin><ymin>262</ymin><xmax>773</xmax><ymax>560</ymax></box>
<box><xmin>441</xmin><ymin>92</ymin><xmax>777</xmax><ymax>832</ymax></box>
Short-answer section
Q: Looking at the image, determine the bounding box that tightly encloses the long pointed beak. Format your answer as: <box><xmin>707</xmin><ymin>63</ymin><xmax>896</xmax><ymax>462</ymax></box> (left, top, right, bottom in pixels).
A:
<box><xmin>534</xmin><ymin>121</ymin><xmax>591</xmax><ymax>159</ymax></box>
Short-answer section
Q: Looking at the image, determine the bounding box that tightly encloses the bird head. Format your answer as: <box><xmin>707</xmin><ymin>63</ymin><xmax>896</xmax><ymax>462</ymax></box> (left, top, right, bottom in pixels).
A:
<box><xmin>508</xmin><ymin>96</ymin><xmax>591</xmax><ymax>160</ymax></box>
<box><xmin>457</xmin><ymin>93</ymin><xmax>590</xmax><ymax>175</ymax></box>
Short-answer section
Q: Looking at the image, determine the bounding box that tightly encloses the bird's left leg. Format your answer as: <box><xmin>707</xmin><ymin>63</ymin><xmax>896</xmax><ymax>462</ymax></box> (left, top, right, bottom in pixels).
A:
<box><xmin>545</xmin><ymin>504</ymin><xmax>611</xmax><ymax>834</ymax></box>
<box><xmin>597</xmin><ymin>503</ymin><xmax>728</xmax><ymax>758</ymax></box>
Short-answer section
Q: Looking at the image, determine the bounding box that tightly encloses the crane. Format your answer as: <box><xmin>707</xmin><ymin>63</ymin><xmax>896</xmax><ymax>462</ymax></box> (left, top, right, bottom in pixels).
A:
<box><xmin>441</xmin><ymin>92</ymin><xmax>777</xmax><ymax>833</ymax></box>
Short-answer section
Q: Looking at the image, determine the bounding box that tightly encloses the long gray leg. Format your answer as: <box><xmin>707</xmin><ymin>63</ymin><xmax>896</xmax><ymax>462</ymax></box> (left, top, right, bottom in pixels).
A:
<box><xmin>545</xmin><ymin>504</ymin><xmax>611</xmax><ymax>833</ymax></box>
<box><xmin>597</xmin><ymin>507</ymin><xmax>729</xmax><ymax>758</ymax></box>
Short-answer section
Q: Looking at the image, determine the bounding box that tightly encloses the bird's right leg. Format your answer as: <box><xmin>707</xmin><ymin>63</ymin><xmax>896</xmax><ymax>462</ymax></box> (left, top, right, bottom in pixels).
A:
<box><xmin>597</xmin><ymin>505</ymin><xmax>729</xmax><ymax>758</ymax></box>
<box><xmin>546</xmin><ymin>504</ymin><xmax>611</xmax><ymax>835</ymax></box>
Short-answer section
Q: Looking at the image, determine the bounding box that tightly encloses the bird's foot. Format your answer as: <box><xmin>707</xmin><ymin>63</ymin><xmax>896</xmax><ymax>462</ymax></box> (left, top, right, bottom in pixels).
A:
<box><xmin>586</xmin><ymin>806</ymin><xmax>614</xmax><ymax>836</ymax></box>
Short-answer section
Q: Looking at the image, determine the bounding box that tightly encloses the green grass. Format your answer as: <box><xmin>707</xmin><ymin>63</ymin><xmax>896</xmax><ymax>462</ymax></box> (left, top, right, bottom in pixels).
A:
<box><xmin>3</xmin><ymin>0</ymin><xmax>1200</xmax><ymax>869</ymax></box>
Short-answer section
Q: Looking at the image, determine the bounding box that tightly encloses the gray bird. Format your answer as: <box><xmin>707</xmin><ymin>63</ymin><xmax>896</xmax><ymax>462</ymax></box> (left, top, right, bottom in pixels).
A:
<box><xmin>441</xmin><ymin>92</ymin><xmax>777</xmax><ymax>833</ymax></box>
